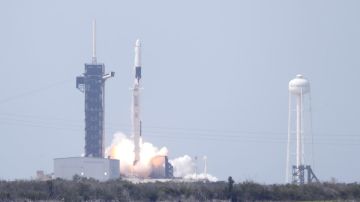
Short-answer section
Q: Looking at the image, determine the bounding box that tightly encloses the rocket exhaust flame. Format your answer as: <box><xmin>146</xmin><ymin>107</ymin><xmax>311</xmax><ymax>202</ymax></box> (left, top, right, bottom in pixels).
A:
<box><xmin>105</xmin><ymin>132</ymin><xmax>168</xmax><ymax>178</ymax></box>
<box><xmin>105</xmin><ymin>132</ymin><xmax>217</xmax><ymax>181</ymax></box>
<box><xmin>104</xmin><ymin>39</ymin><xmax>217</xmax><ymax>181</ymax></box>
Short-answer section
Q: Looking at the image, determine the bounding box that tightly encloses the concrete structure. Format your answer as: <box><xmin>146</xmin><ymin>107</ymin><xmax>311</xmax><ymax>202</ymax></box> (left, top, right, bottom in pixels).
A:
<box><xmin>54</xmin><ymin>157</ymin><xmax>120</xmax><ymax>181</ymax></box>
<box><xmin>149</xmin><ymin>155</ymin><xmax>173</xmax><ymax>179</ymax></box>
<box><xmin>76</xmin><ymin>20</ymin><xmax>114</xmax><ymax>157</ymax></box>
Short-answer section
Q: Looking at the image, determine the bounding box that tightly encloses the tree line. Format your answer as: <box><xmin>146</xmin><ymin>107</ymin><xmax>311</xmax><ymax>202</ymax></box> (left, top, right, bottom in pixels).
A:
<box><xmin>0</xmin><ymin>176</ymin><xmax>359</xmax><ymax>201</ymax></box>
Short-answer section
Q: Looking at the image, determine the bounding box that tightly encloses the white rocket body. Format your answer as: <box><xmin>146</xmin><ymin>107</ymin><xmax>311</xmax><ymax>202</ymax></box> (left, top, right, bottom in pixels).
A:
<box><xmin>132</xmin><ymin>39</ymin><xmax>142</xmax><ymax>165</ymax></box>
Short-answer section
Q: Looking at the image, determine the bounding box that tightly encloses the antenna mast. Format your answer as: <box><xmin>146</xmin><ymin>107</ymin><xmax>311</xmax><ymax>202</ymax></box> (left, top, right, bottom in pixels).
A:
<box><xmin>203</xmin><ymin>156</ymin><xmax>207</xmax><ymax>177</ymax></box>
<box><xmin>92</xmin><ymin>19</ymin><xmax>97</xmax><ymax>64</ymax></box>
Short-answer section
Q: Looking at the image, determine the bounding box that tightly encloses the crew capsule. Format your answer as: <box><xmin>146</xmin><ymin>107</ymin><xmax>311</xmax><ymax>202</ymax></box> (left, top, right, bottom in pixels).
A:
<box><xmin>134</xmin><ymin>39</ymin><xmax>141</xmax><ymax>82</ymax></box>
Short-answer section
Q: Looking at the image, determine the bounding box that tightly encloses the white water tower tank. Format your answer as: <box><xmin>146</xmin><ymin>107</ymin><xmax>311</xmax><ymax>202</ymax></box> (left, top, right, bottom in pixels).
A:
<box><xmin>289</xmin><ymin>74</ymin><xmax>310</xmax><ymax>95</ymax></box>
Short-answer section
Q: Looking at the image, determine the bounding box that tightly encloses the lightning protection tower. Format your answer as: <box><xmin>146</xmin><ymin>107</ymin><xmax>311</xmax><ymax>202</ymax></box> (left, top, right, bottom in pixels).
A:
<box><xmin>286</xmin><ymin>74</ymin><xmax>319</xmax><ymax>185</ymax></box>
<box><xmin>76</xmin><ymin>20</ymin><xmax>114</xmax><ymax>158</ymax></box>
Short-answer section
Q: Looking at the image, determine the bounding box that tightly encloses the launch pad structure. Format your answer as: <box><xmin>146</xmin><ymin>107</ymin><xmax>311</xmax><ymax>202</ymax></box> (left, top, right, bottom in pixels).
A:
<box><xmin>54</xmin><ymin>20</ymin><xmax>119</xmax><ymax>181</ymax></box>
<box><xmin>76</xmin><ymin>20</ymin><xmax>114</xmax><ymax>158</ymax></box>
<box><xmin>54</xmin><ymin>22</ymin><xmax>175</xmax><ymax>181</ymax></box>
<box><xmin>54</xmin><ymin>157</ymin><xmax>120</xmax><ymax>181</ymax></box>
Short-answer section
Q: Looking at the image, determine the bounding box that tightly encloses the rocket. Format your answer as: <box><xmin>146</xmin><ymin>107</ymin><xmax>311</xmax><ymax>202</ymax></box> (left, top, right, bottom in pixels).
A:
<box><xmin>132</xmin><ymin>39</ymin><xmax>142</xmax><ymax>166</ymax></box>
<box><xmin>135</xmin><ymin>39</ymin><xmax>141</xmax><ymax>84</ymax></box>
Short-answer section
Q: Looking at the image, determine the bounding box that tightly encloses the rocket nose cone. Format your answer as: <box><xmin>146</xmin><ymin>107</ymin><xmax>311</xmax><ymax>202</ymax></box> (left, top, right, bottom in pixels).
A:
<box><xmin>135</xmin><ymin>39</ymin><xmax>141</xmax><ymax>47</ymax></box>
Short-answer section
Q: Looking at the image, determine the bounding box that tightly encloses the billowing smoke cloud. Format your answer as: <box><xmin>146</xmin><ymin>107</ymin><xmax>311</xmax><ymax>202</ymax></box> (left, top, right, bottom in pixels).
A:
<box><xmin>105</xmin><ymin>132</ymin><xmax>168</xmax><ymax>177</ymax></box>
<box><xmin>170</xmin><ymin>155</ymin><xmax>218</xmax><ymax>182</ymax></box>
<box><xmin>170</xmin><ymin>155</ymin><xmax>195</xmax><ymax>177</ymax></box>
<box><xmin>105</xmin><ymin>132</ymin><xmax>217</xmax><ymax>181</ymax></box>
<box><xmin>183</xmin><ymin>173</ymin><xmax>218</xmax><ymax>182</ymax></box>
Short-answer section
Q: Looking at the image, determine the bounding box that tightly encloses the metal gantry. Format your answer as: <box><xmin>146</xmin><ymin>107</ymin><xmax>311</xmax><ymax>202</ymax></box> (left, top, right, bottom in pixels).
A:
<box><xmin>76</xmin><ymin>20</ymin><xmax>114</xmax><ymax>158</ymax></box>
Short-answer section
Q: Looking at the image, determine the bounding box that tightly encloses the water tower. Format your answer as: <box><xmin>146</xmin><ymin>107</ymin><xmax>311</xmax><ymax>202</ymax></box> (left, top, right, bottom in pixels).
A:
<box><xmin>286</xmin><ymin>74</ymin><xmax>319</xmax><ymax>184</ymax></box>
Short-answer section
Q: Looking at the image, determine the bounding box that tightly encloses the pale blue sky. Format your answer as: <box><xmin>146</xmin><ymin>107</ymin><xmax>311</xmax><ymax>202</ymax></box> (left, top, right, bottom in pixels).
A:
<box><xmin>0</xmin><ymin>0</ymin><xmax>359</xmax><ymax>183</ymax></box>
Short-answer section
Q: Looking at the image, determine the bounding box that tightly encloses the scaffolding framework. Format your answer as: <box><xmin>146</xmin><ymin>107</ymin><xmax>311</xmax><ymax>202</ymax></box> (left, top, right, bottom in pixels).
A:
<box><xmin>76</xmin><ymin>63</ymin><xmax>114</xmax><ymax>158</ymax></box>
<box><xmin>292</xmin><ymin>165</ymin><xmax>319</xmax><ymax>185</ymax></box>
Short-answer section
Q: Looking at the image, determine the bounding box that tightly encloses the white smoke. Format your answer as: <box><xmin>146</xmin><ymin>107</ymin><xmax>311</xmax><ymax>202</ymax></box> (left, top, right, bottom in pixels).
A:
<box><xmin>105</xmin><ymin>132</ymin><xmax>168</xmax><ymax>177</ymax></box>
<box><xmin>183</xmin><ymin>173</ymin><xmax>218</xmax><ymax>182</ymax></box>
<box><xmin>170</xmin><ymin>155</ymin><xmax>218</xmax><ymax>182</ymax></box>
<box><xmin>170</xmin><ymin>155</ymin><xmax>195</xmax><ymax>177</ymax></box>
<box><xmin>105</xmin><ymin>132</ymin><xmax>217</xmax><ymax>181</ymax></box>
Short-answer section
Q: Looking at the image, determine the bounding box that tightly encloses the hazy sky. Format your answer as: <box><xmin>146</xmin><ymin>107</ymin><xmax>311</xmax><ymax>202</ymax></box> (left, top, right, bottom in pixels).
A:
<box><xmin>0</xmin><ymin>0</ymin><xmax>359</xmax><ymax>183</ymax></box>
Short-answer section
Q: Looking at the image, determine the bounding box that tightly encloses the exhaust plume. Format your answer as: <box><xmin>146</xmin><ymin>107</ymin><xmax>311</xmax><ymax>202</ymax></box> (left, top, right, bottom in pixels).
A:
<box><xmin>106</xmin><ymin>132</ymin><xmax>217</xmax><ymax>181</ymax></box>
<box><xmin>106</xmin><ymin>132</ymin><xmax>168</xmax><ymax>177</ymax></box>
<box><xmin>170</xmin><ymin>155</ymin><xmax>218</xmax><ymax>182</ymax></box>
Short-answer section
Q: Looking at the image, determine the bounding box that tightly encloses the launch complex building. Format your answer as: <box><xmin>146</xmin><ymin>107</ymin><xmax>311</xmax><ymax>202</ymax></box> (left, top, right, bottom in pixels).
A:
<box><xmin>54</xmin><ymin>21</ymin><xmax>173</xmax><ymax>181</ymax></box>
<box><xmin>54</xmin><ymin>21</ymin><xmax>119</xmax><ymax>181</ymax></box>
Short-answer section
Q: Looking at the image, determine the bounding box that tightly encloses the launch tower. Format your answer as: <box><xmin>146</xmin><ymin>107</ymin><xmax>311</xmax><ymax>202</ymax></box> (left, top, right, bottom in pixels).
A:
<box><xmin>76</xmin><ymin>20</ymin><xmax>114</xmax><ymax>158</ymax></box>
